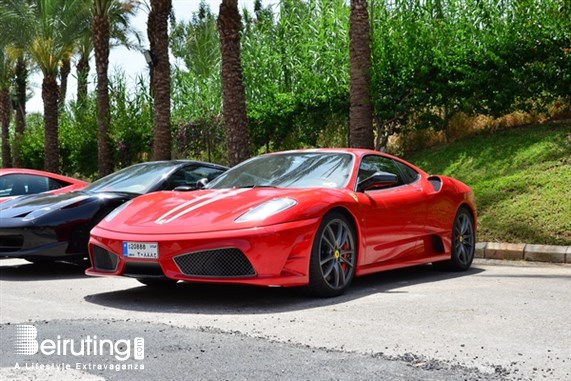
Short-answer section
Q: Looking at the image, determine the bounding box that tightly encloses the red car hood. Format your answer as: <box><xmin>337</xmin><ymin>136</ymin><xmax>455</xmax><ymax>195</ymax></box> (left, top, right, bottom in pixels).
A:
<box><xmin>97</xmin><ymin>187</ymin><xmax>350</xmax><ymax>235</ymax></box>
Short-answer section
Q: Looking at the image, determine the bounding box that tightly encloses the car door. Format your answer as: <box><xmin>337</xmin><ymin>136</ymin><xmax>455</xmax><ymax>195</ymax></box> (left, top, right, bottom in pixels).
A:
<box><xmin>356</xmin><ymin>155</ymin><xmax>428</xmax><ymax>265</ymax></box>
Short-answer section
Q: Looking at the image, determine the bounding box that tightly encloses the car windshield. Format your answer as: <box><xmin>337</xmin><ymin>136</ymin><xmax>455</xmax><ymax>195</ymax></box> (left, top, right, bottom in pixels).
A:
<box><xmin>209</xmin><ymin>152</ymin><xmax>353</xmax><ymax>189</ymax></box>
<box><xmin>84</xmin><ymin>162</ymin><xmax>177</xmax><ymax>194</ymax></box>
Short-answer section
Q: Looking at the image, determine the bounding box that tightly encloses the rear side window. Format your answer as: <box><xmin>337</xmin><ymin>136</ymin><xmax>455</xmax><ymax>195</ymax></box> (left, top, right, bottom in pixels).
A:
<box><xmin>394</xmin><ymin>161</ymin><xmax>420</xmax><ymax>184</ymax></box>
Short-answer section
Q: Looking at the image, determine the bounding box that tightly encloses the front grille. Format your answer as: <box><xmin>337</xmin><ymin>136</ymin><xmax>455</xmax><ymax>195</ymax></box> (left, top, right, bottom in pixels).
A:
<box><xmin>123</xmin><ymin>262</ymin><xmax>165</xmax><ymax>277</ymax></box>
<box><xmin>0</xmin><ymin>235</ymin><xmax>24</xmax><ymax>252</ymax></box>
<box><xmin>174</xmin><ymin>248</ymin><xmax>255</xmax><ymax>278</ymax></box>
<box><xmin>92</xmin><ymin>245</ymin><xmax>119</xmax><ymax>272</ymax></box>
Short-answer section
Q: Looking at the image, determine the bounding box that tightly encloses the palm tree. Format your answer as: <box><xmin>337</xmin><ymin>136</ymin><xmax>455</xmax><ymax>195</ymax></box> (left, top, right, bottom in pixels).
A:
<box><xmin>0</xmin><ymin>46</ymin><xmax>13</xmax><ymax>167</ymax></box>
<box><xmin>75</xmin><ymin>34</ymin><xmax>92</xmax><ymax>105</ymax></box>
<box><xmin>76</xmin><ymin>1</ymin><xmax>140</xmax><ymax>107</ymax></box>
<box><xmin>218</xmin><ymin>0</ymin><xmax>250</xmax><ymax>166</ymax></box>
<box><xmin>92</xmin><ymin>0</ymin><xmax>140</xmax><ymax>177</ymax></box>
<box><xmin>349</xmin><ymin>0</ymin><xmax>373</xmax><ymax>149</ymax></box>
<box><xmin>148</xmin><ymin>0</ymin><xmax>172</xmax><ymax>160</ymax></box>
<box><xmin>0</xmin><ymin>0</ymin><xmax>90</xmax><ymax>173</ymax></box>
<box><xmin>92</xmin><ymin>0</ymin><xmax>115</xmax><ymax>176</ymax></box>
<box><xmin>12</xmin><ymin>55</ymin><xmax>27</xmax><ymax>167</ymax></box>
<box><xmin>58</xmin><ymin>55</ymin><xmax>71</xmax><ymax>110</ymax></box>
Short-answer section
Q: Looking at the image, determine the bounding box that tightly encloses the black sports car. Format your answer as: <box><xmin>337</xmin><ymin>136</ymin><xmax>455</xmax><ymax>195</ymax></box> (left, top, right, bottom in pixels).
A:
<box><xmin>0</xmin><ymin>160</ymin><xmax>227</xmax><ymax>263</ymax></box>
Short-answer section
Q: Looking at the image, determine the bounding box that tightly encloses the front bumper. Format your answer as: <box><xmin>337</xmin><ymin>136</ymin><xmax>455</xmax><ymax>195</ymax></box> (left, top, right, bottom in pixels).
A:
<box><xmin>86</xmin><ymin>218</ymin><xmax>320</xmax><ymax>287</ymax></box>
<box><xmin>0</xmin><ymin>227</ymin><xmax>74</xmax><ymax>259</ymax></box>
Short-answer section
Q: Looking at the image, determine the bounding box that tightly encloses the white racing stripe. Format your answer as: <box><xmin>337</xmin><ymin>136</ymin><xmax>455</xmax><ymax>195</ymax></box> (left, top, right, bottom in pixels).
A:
<box><xmin>154</xmin><ymin>188</ymin><xmax>249</xmax><ymax>225</ymax></box>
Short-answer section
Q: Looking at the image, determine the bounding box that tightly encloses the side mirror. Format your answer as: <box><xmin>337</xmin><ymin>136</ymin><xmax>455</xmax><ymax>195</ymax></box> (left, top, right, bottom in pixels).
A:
<box><xmin>357</xmin><ymin>171</ymin><xmax>399</xmax><ymax>192</ymax></box>
<box><xmin>195</xmin><ymin>178</ymin><xmax>209</xmax><ymax>189</ymax></box>
<box><xmin>173</xmin><ymin>185</ymin><xmax>196</xmax><ymax>191</ymax></box>
<box><xmin>173</xmin><ymin>178</ymin><xmax>209</xmax><ymax>192</ymax></box>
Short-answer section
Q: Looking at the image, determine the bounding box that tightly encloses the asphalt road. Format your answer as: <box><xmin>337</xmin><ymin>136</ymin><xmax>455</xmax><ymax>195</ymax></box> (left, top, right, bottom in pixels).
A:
<box><xmin>0</xmin><ymin>258</ymin><xmax>569</xmax><ymax>381</ymax></box>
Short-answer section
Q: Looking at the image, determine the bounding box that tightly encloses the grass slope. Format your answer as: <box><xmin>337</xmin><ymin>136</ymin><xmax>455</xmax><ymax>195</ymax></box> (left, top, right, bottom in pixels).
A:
<box><xmin>405</xmin><ymin>121</ymin><xmax>571</xmax><ymax>245</ymax></box>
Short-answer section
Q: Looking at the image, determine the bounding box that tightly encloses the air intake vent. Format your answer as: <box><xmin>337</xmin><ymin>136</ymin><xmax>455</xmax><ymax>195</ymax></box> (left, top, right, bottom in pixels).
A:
<box><xmin>0</xmin><ymin>235</ymin><xmax>24</xmax><ymax>252</ymax></box>
<box><xmin>123</xmin><ymin>262</ymin><xmax>165</xmax><ymax>277</ymax></box>
<box><xmin>174</xmin><ymin>248</ymin><xmax>255</xmax><ymax>278</ymax></box>
<box><xmin>92</xmin><ymin>245</ymin><xmax>119</xmax><ymax>272</ymax></box>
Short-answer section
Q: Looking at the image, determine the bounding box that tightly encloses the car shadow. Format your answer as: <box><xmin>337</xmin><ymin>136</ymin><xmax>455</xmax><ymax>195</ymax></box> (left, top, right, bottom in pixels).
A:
<box><xmin>0</xmin><ymin>259</ymin><xmax>88</xmax><ymax>281</ymax></box>
<box><xmin>83</xmin><ymin>265</ymin><xmax>485</xmax><ymax>314</ymax></box>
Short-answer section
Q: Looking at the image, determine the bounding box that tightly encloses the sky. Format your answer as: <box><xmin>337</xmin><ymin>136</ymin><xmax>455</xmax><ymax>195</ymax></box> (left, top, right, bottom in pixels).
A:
<box><xmin>27</xmin><ymin>0</ymin><xmax>271</xmax><ymax>113</ymax></box>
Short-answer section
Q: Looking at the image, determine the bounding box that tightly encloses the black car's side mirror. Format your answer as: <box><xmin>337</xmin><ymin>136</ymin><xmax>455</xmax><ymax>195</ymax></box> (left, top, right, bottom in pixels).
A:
<box><xmin>173</xmin><ymin>178</ymin><xmax>209</xmax><ymax>192</ymax></box>
<box><xmin>196</xmin><ymin>178</ymin><xmax>209</xmax><ymax>189</ymax></box>
<box><xmin>357</xmin><ymin>171</ymin><xmax>399</xmax><ymax>192</ymax></box>
<box><xmin>173</xmin><ymin>185</ymin><xmax>196</xmax><ymax>192</ymax></box>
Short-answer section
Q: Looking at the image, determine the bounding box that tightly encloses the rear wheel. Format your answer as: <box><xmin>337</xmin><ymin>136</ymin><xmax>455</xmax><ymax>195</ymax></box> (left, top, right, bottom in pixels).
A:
<box><xmin>307</xmin><ymin>212</ymin><xmax>356</xmax><ymax>297</ymax></box>
<box><xmin>137</xmin><ymin>278</ymin><xmax>178</xmax><ymax>288</ymax></box>
<box><xmin>435</xmin><ymin>207</ymin><xmax>475</xmax><ymax>271</ymax></box>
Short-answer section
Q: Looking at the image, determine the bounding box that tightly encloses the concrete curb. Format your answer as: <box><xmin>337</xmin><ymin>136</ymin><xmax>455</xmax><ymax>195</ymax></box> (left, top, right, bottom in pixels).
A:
<box><xmin>475</xmin><ymin>242</ymin><xmax>571</xmax><ymax>264</ymax></box>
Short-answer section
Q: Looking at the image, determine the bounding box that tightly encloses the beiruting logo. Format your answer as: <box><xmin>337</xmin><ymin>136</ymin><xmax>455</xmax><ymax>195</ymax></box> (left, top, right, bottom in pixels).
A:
<box><xmin>15</xmin><ymin>325</ymin><xmax>144</xmax><ymax>362</ymax></box>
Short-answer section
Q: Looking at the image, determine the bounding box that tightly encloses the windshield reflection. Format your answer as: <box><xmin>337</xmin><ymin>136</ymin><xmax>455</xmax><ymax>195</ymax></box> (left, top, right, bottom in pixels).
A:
<box><xmin>209</xmin><ymin>153</ymin><xmax>353</xmax><ymax>189</ymax></box>
<box><xmin>84</xmin><ymin>162</ymin><xmax>175</xmax><ymax>194</ymax></box>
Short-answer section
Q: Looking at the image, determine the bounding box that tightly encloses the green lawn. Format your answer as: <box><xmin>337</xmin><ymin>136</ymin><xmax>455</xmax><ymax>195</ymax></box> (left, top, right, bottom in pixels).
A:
<box><xmin>405</xmin><ymin>121</ymin><xmax>571</xmax><ymax>245</ymax></box>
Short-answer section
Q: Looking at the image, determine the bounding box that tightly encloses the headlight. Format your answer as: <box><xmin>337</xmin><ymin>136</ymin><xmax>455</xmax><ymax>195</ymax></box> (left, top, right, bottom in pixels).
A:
<box><xmin>235</xmin><ymin>198</ymin><xmax>297</xmax><ymax>223</ymax></box>
<box><xmin>104</xmin><ymin>200</ymin><xmax>133</xmax><ymax>222</ymax></box>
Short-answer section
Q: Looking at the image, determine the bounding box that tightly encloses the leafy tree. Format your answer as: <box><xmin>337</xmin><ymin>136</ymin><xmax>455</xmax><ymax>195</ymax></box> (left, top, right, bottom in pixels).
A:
<box><xmin>242</xmin><ymin>0</ymin><xmax>350</xmax><ymax>151</ymax></box>
<box><xmin>170</xmin><ymin>1</ymin><xmax>225</xmax><ymax>163</ymax></box>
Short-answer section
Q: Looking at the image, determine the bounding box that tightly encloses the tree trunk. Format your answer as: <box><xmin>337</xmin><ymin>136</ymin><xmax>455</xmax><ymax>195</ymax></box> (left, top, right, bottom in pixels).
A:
<box><xmin>0</xmin><ymin>89</ymin><xmax>12</xmax><ymax>168</ymax></box>
<box><xmin>150</xmin><ymin>0</ymin><xmax>172</xmax><ymax>161</ymax></box>
<box><xmin>147</xmin><ymin>7</ymin><xmax>156</xmax><ymax>98</ymax></box>
<box><xmin>218</xmin><ymin>0</ymin><xmax>250</xmax><ymax>166</ymax></box>
<box><xmin>349</xmin><ymin>0</ymin><xmax>374</xmax><ymax>149</ymax></box>
<box><xmin>13</xmin><ymin>57</ymin><xmax>27</xmax><ymax>167</ymax></box>
<box><xmin>76</xmin><ymin>53</ymin><xmax>90</xmax><ymax>104</ymax></box>
<box><xmin>58</xmin><ymin>58</ymin><xmax>71</xmax><ymax>110</ymax></box>
<box><xmin>42</xmin><ymin>76</ymin><xmax>60</xmax><ymax>173</ymax></box>
<box><xmin>93</xmin><ymin>13</ymin><xmax>113</xmax><ymax>177</ymax></box>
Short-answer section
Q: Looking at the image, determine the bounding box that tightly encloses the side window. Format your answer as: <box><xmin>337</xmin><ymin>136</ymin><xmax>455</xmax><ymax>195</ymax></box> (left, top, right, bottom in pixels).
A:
<box><xmin>26</xmin><ymin>175</ymin><xmax>50</xmax><ymax>193</ymax></box>
<box><xmin>394</xmin><ymin>161</ymin><xmax>420</xmax><ymax>185</ymax></box>
<box><xmin>186</xmin><ymin>166</ymin><xmax>225</xmax><ymax>182</ymax></box>
<box><xmin>0</xmin><ymin>176</ymin><xmax>11</xmax><ymax>196</ymax></box>
<box><xmin>0</xmin><ymin>174</ymin><xmax>50</xmax><ymax>196</ymax></box>
<box><xmin>167</xmin><ymin>166</ymin><xmax>225</xmax><ymax>189</ymax></box>
<box><xmin>48</xmin><ymin>178</ymin><xmax>67</xmax><ymax>190</ymax></box>
<box><xmin>357</xmin><ymin>155</ymin><xmax>403</xmax><ymax>188</ymax></box>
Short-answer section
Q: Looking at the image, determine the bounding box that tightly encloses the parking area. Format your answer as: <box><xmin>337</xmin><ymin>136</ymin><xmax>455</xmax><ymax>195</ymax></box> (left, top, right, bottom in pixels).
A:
<box><xmin>1</xmin><ymin>258</ymin><xmax>570</xmax><ymax>380</ymax></box>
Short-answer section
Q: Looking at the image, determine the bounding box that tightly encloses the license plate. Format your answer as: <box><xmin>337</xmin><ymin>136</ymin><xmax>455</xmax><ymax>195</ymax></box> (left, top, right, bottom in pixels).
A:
<box><xmin>123</xmin><ymin>242</ymin><xmax>158</xmax><ymax>259</ymax></box>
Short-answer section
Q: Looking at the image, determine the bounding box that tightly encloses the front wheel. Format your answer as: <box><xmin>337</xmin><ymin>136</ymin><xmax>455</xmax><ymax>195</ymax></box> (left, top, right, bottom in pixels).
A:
<box><xmin>307</xmin><ymin>212</ymin><xmax>357</xmax><ymax>297</ymax></box>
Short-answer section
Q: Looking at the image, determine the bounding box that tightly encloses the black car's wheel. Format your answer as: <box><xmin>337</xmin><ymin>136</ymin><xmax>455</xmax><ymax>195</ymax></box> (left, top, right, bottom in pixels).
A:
<box><xmin>435</xmin><ymin>207</ymin><xmax>475</xmax><ymax>271</ymax></box>
<box><xmin>137</xmin><ymin>278</ymin><xmax>178</xmax><ymax>288</ymax></box>
<box><xmin>308</xmin><ymin>212</ymin><xmax>356</xmax><ymax>297</ymax></box>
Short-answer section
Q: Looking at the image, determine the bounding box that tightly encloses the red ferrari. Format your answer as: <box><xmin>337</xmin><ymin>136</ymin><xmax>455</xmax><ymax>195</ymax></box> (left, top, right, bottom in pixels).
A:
<box><xmin>87</xmin><ymin>149</ymin><xmax>476</xmax><ymax>297</ymax></box>
<box><xmin>0</xmin><ymin>168</ymin><xmax>88</xmax><ymax>203</ymax></box>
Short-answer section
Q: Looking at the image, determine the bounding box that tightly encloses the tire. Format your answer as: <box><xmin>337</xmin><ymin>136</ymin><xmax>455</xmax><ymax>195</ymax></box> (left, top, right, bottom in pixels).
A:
<box><xmin>435</xmin><ymin>207</ymin><xmax>475</xmax><ymax>271</ymax></box>
<box><xmin>137</xmin><ymin>278</ymin><xmax>178</xmax><ymax>288</ymax></box>
<box><xmin>307</xmin><ymin>212</ymin><xmax>357</xmax><ymax>297</ymax></box>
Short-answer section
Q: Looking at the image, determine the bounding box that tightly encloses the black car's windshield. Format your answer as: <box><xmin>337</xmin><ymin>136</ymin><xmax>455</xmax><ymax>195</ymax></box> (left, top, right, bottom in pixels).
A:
<box><xmin>208</xmin><ymin>152</ymin><xmax>353</xmax><ymax>189</ymax></box>
<box><xmin>84</xmin><ymin>162</ymin><xmax>177</xmax><ymax>194</ymax></box>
